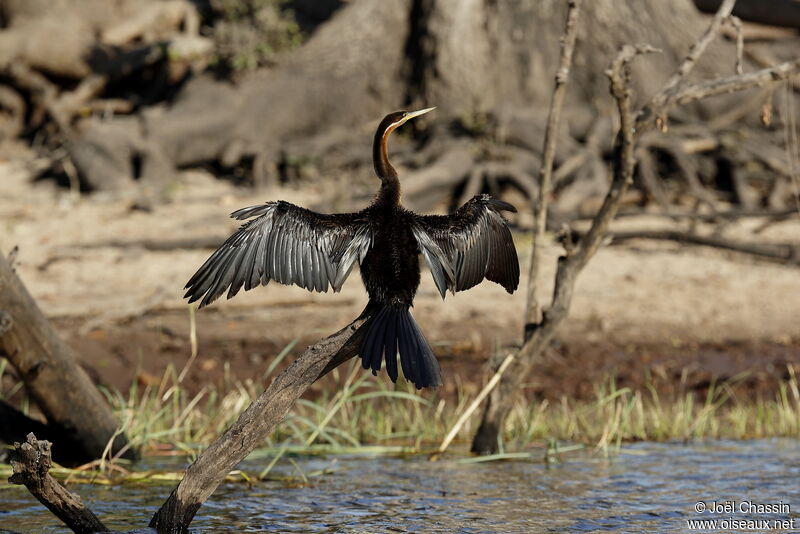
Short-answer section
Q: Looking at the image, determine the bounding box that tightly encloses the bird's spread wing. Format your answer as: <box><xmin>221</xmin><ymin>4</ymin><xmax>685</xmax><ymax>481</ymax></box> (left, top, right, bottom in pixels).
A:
<box><xmin>411</xmin><ymin>194</ymin><xmax>519</xmax><ymax>298</ymax></box>
<box><xmin>185</xmin><ymin>201</ymin><xmax>371</xmax><ymax>307</ymax></box>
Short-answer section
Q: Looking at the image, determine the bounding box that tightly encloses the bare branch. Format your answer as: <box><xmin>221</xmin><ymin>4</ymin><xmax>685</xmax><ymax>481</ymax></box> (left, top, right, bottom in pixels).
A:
<box><xmin>471</xmin><ymin>44</ymin><xmax>655</xmax><ymax>454</ymax></box>
<box><xmin>567</xmin><ymin>207</ymin><xmax>798</xmax><ymax>224</ymax></box>
<box><xmin>149</xmin><ymin>317</ymin><xmax>367</xmax><ymax>533</ymax></box>
<box><xmin>651</xmin><ymin>0</ymin><xmax>736</xmax><ymax>114</ymax></box>
<box><xmin>432</xmin><ymin>351</ymin><xmax>515</xmax><ymax>459</ymax></box>
<box><xmin>9</xmin><ymin>434</ymin><xmax>110</xmax><ymax>534</ymax></box>
<box><xmin>668</xmin><ymin>60</ymin><xmax>800</xmax><ymax>109</ymax></box>
<box><xmin>471</xmin><ymin>0</ymin><xmax>783</xmax><ymax>456</ymax></box>
<box><xmin>727</xmin><ymin>15</ymin><xmax>744</xmax><ymax>75</ymax></box>
<box><xmin>525</xmin><ymin>0</ymin><xmax>583</xmax><ymax>330</ymax></box>
<box><xmin>0</xmin><ymin>250</ymin><xmax>135</xmax><ymax>466</ymax></box>
<box><xmin>10</xmin><ymin>297</ymin><xmax>370</xmax><ymax>534</ymax></box>
<box><xmin>567</xmin><ymin>44</ymin><xmax>657</xmax><ymax>271</ymax></box>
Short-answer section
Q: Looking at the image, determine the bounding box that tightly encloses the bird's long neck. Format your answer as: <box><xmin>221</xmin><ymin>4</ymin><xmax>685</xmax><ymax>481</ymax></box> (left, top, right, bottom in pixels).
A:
<box><xmin>373</xmin><ymin>127</ymin><xmax>401</xmax><ymax>206</ymax></box>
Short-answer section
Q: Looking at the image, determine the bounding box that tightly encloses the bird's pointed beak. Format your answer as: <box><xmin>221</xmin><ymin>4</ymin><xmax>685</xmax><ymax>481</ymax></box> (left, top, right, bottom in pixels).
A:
<box><xmin>403</xmin><ymin>106</ymin><xmax>436</xmax><ymax>122</ymax></box>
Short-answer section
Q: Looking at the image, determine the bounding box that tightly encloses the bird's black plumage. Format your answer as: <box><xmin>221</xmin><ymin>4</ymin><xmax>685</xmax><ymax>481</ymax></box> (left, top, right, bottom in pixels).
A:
<box><xmin>184</xmin><ymin>108</ymin><xmax>520</xmax><ymax>389</ymax></box>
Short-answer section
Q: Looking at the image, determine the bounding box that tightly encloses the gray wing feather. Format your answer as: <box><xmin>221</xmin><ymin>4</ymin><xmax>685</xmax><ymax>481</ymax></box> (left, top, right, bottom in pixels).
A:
<box><xmin>410</xmin><ymin>226</ymin><xmax>455</xmax><ymax>299</ymax></box>
<box><xmin>185</xmin><ymin>201</ymin><xmax>371</xmax><ymax>307</ymax></box>
<box><xmin>412</xmin><ymin>194</ymin><xmax>519</xmax><ymax>298</ymax></box>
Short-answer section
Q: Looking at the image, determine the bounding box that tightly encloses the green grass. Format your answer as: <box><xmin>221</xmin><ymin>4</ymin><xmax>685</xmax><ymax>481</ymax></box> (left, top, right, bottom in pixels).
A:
<box><xmin>3</xmin><ymin>342</ymin><xmax>800</xmax><ymax>484</ymax></box>
<box><xmin>504</xmin><ymin>371</ymin><xmax>800</xmax><ymax>449</ymax></box>
<box><xmin>101</xmin><ymin>353</ymin><xmax>800</xmax><ymax>458</ymax></box>
<box><xmin>101</xmin><ymin>358</ymin><xmax>455</xmax><ymax>460</ymax></box>
<box><xmin>81</xmin><ymin>355</ymin><xmax>800</xmax><ymax>465</ymax></box>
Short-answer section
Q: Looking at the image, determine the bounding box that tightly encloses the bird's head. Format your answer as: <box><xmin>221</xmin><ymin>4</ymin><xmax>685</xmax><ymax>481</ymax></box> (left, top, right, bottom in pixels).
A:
<box><xmin>379</xmin><ymin>107</ymin><xmax>436</xmax><ymax>137</ymax></box>
<box><xmin>374</xmin><ymin>107</ymin><xmax>435</xmax><ymax>182</ymax></box>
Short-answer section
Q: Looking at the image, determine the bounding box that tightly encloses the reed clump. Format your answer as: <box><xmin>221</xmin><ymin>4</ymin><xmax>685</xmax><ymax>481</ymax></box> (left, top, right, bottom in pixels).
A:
<box><xmin>2</xmin><ymin>344</ymin><xmax>799</xmax><ymax>482</ymax></box>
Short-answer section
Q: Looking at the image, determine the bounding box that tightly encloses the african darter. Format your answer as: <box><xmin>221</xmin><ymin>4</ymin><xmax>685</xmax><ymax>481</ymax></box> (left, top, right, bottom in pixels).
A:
<box><xmin>184</xmin><ymin>108</ymin><xmax>520</xmax><ymax>389</ymax></box>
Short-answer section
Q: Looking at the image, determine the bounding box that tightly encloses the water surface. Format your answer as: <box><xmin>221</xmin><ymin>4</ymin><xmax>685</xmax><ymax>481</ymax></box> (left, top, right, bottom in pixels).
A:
<box><xmin>2</xmin><ymin>440</ymin><xmax>799</xmax><ymax>532</ymax></box>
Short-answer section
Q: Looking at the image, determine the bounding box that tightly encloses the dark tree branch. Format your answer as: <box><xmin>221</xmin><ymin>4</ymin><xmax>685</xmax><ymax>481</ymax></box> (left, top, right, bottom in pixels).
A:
<box><xmin>9</xmin><ymin>314</ymin><xmax>369</xmax><ymax>534</ymax></box>
<box><xmin>0</xmin><ymin>250</ymin><xmax>135</xmax><ymax>466</ymax></box>
<box><xmin>566</xmin><ymin>207</ymin><xmax>799</xmax><ymax>223</ymax></box>
<box><xmin>9</xmin><ymin>433</ymin><xmax>110</xmax><ymax>534</ymax></box>
<box><xmin>0</xmin><ymin>401</ymin><xmax>95</xmax><ymax>467</ymax></box>
<box><xmin>149</xmin><ymin>317</ymin><xmax>367</xmax><ymax>533</ymax></box>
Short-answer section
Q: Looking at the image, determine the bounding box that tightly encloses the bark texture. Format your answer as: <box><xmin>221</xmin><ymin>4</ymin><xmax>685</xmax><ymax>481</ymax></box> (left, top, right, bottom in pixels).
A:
<box><xmin>9</xmin><ymin>433</ymin><xmax>110</xmax><ymax>533</ymax></box>
<box><xmin>21</xmin><ymin>0</ymin><xmax>757</xmax><ymax>194</ymax></box>
<box><xmin>0</xmin><ymin>251</ymin><xmax>135</xmax><ymax>466</ymax></box>
<box><xmin>149</xmin><ymin>317</ymin><xmax>367</xmax><ymax>533</ymax></box>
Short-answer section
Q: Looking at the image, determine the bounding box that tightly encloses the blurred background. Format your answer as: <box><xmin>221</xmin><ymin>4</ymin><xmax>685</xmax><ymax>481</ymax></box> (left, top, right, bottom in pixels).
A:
<box><xmin>1</xmin><ymin>0</ymin><xmax>799</xmax><ymax>427</ymax></box>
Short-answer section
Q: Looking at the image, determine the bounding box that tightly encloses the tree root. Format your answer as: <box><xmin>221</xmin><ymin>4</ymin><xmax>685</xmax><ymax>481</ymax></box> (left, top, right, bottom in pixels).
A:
<box><xmin>590</xmin><ymin>229</ymin><xmax>800</xmax><ymax>264</ymax></box>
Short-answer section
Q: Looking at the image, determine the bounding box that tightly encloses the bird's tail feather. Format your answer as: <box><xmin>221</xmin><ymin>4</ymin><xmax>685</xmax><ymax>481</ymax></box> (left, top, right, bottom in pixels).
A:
<box><xmin>356</xmin><ymin>301</ymin><xmax>442</xmax><ymax>389</ymax></box>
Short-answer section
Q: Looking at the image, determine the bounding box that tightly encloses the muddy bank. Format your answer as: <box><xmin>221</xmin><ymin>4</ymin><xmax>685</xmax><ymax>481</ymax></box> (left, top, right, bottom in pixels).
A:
<box><xmin>38</xmin><ymin>310</ymin><xmax>800</xmax><ymax>406</ymax></box>
<box><xmin>1</xmin><ymin>158</ymin><xmax>799</xmax><ymax>405</ymax></box>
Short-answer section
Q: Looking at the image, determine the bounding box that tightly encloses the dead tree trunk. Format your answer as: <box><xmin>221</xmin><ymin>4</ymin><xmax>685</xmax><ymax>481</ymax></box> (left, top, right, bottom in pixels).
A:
<box><xmin>0</xmin><ymin>400</ymin><xmax>85</xmax><ymax>466</ymax></box>
<box><xmin>694</xmin><ymin>0</ymin><xmax>800</xmax><ymax>29</ymax></box>
<box><xmin>0</xmin><ymin>250</ymin><xmax>136</xmax><ymax>466</ymax></box>
<box><xmin>58</xmin><ymin>0</ymin><xmax>748</xmax><ymax>193</ymax></box>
